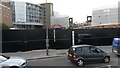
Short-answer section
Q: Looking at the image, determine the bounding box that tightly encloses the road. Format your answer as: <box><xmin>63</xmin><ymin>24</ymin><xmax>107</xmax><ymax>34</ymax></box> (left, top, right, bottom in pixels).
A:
<box><xmin>27</xmin><ymin>46</ymin><xmax>120</xmax><ymax>68</ymax></box>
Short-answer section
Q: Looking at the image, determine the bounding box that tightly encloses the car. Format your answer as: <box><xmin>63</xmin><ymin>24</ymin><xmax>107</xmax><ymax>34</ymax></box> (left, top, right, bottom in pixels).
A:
<box><xmin>0</xmin><ymin>55</ymin><xmax>27</xmax><ymax>68</ymax></box>
<box><xmin>67</xmin><ymin>45</ymin><xmax>110</xmax><ymax>67</ymax></box>
<box><xmin>112</xmin><ymin>38</ymin><xmax>120</xmax><ymax>56</ymax></box>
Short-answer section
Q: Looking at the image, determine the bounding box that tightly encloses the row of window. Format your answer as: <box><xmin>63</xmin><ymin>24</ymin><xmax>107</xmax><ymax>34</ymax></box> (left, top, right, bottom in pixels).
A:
<box><xmin>26</xmin><ymin>3</ymin><xmax>42</xmax><ymax>9</ymax></box>
<box><xmin>26</xmin><ymin>19</ymin><xmax>40</xmax><ymax>22</ymax></box>
<box><xmin>75</xmin><ymin>46</ymin><xmax>103</xmax><ymax>54</ymax></box>
<box><xmin>26</xmin><ymin>13</ymin><xmax>41</xmax><ymax>15</ymax></box>
<box><xmin>26</xmin><ymin>15</ymin><xmax>41</xmax><ymax>19</ymax></box>
<box><xmin>26</xmin><ymin>7</ymin><xmax>41</xmax><ymax>11</ymax></box>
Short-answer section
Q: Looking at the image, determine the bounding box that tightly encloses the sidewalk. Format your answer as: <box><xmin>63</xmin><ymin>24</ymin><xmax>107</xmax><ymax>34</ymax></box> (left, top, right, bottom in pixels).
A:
<box><xmin>3</xmin><ymin>49</ymin><xmax>68</xmax><ymax>60</ymax></box>
<box><xmin>2</xmin><ymin>46</ymin><xmax>112</xmax><ymax>60</ymax></box>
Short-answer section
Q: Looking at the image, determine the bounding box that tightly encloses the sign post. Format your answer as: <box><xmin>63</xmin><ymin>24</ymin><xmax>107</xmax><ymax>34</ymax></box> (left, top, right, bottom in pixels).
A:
<box><xmin>45</xmin><ymin>0</ymin><xmax>49</xmax><ymax>56</ymax></box>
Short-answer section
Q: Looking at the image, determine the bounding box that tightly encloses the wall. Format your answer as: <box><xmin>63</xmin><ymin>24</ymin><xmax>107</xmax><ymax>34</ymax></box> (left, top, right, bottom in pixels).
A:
<box><xmin>0</xmin><ymin>2</ymin><xmax>12</xmax><ymax>26</ymax></box>
<box><xmin>15</xmin><ymin>2</ymin><xmax>26</xmax><ymax>22</ymax></box>
<box><xmin>92</xmin><ymin>6</ymin><xmax>118</xmax><ymax>26</ymax></box>
<box><xmin>51</xmin><ymin>16</ymin><xmax>69</xmax><ymax>28</ymax></box>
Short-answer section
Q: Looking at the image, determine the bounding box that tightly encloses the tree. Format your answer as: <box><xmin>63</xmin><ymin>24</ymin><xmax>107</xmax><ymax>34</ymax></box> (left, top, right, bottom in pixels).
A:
<box><xmin>0</xmin><ymin>23</ymin><xmax>9</xmax><ymax>30</ymax></box>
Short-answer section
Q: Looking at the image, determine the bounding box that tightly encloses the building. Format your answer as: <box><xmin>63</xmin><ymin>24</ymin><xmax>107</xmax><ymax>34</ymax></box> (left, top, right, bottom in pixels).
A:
<box><xmin>118</xmin><ymin>1</ymin><xmax>120</xmax><ymax>24</ymax></box>
<box><xmin>40</xmin><ymin>3</ymin><xmax>54</xmax><ymax>28</ymax></box>
<box><xmin>9</xmin><ymin>1</ymin><xmax>43</xmax><ymax>29</ymax></box>
<box><xmin>51</xmin><ymin>12</ymin><xmax>69</xmax><ymax>29</ymax></box>
<box><xmin>92</xmin><ymin>5</ymin><xmax>118</xmax><ymax>26</ymax></box>
<box><xmin>0</xmin><ymin>1</ymin><xmax>2</xmax><ymax>25</ymax></box>
<box><xmin>0</xmin><ymin>0</ymin><xmax>12</xmax><ymax>26</ymax></box>
<box><xmin>51</xmin><ymin>16</ymin><xmax>69</xmax><ymax>29</ymax></box>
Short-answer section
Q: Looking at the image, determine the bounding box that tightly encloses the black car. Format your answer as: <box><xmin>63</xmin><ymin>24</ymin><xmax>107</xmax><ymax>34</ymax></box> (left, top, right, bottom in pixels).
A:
<box><xmin>68</xmin><ymin>45</ymin><xmax>110</xmax><ymax>67</ymax></box>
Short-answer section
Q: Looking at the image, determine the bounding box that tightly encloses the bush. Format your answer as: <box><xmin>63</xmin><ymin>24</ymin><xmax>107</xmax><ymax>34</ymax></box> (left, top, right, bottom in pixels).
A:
<box><xmin>0</xmin><ymin>23</ymin><xmax>9</xmax><ymax>30</ymax></box>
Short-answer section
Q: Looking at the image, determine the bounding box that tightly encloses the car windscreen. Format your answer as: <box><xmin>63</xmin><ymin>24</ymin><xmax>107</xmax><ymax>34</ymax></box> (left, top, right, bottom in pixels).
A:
<box><xmin>113</xmin><ymin>40</ymin><xmax>120</xmax><ymax>44</ymax></box>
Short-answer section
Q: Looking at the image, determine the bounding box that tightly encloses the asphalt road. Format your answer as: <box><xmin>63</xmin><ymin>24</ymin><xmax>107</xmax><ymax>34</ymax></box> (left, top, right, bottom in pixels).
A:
<box><xmin>27</xmin><ymin>46</ymin><xmax>120</xmax><ymax>68</ymax></box>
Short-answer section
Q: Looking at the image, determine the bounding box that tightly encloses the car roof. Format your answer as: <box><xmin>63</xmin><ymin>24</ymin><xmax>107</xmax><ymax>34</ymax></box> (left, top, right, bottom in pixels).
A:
<box><xmin>72</xmin><ymin>44</ymin><xmax>93</xmax><ymax>48</ymax></box>
<box><xmin>113</xmin><ymin>38</ymin><xmax>120</xmax><ymax>40</ymax></box>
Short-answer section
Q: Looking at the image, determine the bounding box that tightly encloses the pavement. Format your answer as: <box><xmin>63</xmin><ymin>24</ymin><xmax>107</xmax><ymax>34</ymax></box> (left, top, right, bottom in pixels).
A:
<box><xmin>2</xmin><ymin>46</ymin><xmax>112</xmax><ymax>60</ymax></box>
<box><xmin>3</xmin><ymin>49</ymin><xmax>68</xmax><ymax>60</ymax></box>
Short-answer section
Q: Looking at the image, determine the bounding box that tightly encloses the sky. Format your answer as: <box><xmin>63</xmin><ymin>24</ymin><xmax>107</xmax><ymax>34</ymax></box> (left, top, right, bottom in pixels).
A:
<box><xmin>12</xmin><ymin>0</ymin><xmax>120</xmax><ymax>23</ymax></box>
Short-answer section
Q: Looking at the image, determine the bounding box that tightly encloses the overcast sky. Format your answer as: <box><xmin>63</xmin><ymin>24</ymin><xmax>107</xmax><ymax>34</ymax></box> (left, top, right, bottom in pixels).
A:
<box><xmin>12</xmin><ymin>0</ymin><xmax>120</xmax><ymax>23</ymax></box>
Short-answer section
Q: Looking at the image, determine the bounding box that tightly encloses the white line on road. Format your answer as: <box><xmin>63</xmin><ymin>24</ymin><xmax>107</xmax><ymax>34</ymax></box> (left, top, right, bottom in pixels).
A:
<box><xmin>93</xmin><ymin>65</ymin><xmax>112</xmax><ymax>68</ymax></box>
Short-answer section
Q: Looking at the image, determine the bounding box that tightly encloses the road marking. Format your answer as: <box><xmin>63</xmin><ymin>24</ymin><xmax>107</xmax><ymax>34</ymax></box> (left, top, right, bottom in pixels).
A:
<box><xmin>107</xmin><ymin>65</ymin><xmax>112</xmax><ymax>68</ymax></box>
<box><xmin>93</xmin><ymin>65</ymin><xmax>112</xmax><ymax>68</ymax></box>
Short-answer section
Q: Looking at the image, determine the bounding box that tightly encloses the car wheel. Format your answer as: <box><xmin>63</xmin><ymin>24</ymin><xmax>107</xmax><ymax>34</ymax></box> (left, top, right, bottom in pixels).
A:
<box><xmin>77</xmin><ymin>59</ymin><xmax>84</xmax><ymax>67</ymax></box>
<box><xmin>103</xmin><ymin>57</ymin><xmax>110</xmax><ymax>63</ymax></box>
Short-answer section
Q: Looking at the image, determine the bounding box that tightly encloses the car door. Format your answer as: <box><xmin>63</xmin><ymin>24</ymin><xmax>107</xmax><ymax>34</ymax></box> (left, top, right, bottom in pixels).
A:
<box><xmin>81</xmin><ymin>46</ymin><xmax>93</xmax><ymax>61</ymax></box>
<box><xmin>89</xmin><ymin>46</ymin><xmax>104</xmax><ymax>61</ymax></box>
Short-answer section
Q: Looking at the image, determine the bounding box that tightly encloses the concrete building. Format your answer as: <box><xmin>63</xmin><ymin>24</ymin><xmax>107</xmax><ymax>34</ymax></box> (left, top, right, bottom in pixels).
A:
<box><xmin>9</xmin><ymin>1</ymin><xmax>43</xmax><ymax>29</ymax></box>
<box><xmin>0</xmin><ymin>1</ymin><xmax>2</xmax><ymax>25</ymax></box>
<box><xmin>51</xmin><ymin>16</ymin><xmax>69</xmax><ymax>29</ymax></box>
<box><xmin>92</xmin><ymin>5</ymin><xmax>118</xmax><ymax>26</ymax></box>
<box><xmin>0</xmin><ymin>1</ymin><xmax>12</xmax><ymax>26</ymax></box>
<box><xmin>51</xmin><ymin>12</ymin><xmax>70</xmax><ymax>29</ymax></box>
<box><xmin>40</xmin><ymin>3</ymin><xmax>54</xmax><ymax>28</ymax></box>
<box><xmin>118</xmin><ymin>1</ymin><xmax>120</xmax><ymax>24</ymax></box>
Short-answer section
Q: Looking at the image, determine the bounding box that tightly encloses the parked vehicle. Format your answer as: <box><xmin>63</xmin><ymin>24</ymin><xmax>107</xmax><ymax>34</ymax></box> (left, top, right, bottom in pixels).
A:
<box><xmin>67</xmin><ymin>45</ymin><xmax>110</xmax><ymax>67</ymax></box>
<box><xmin>0</xmin><ymin>55</ymin><xmax>27</xmax><ymax>68</ymax></box>
<box><xmin>112</xmin><ymin>38</ymin><xmax>120</xmax><ymax>56</ymax></box>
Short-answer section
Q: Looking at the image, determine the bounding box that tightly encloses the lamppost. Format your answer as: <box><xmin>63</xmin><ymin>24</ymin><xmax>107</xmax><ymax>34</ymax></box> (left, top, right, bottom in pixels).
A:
<box><xmin>45</xmin><ymin>0</ymin><xmax>49</xmax><ymax>56</ymax></box>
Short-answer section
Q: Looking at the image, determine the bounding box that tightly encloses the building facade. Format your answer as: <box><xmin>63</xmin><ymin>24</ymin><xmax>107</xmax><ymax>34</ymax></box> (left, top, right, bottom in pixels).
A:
<box><xmin>118</xmin><ymin>1</ymin><xmax>120</xmax><ymax>24</ymax></box>
<box><xmin>0</xmin><ymin>1</ymin><xmax>12</xmax><ymax>26</ymax></box>
<box><xmin>51</xmin><ymin>15</ymin><xmax>69</xmax><ymax>29</ymax></box>
<box><xmin>10</xmin><ymin>1</ymin><xmax>43</xmax><ymax>29</ymax></box>
<box><xmin>40</xmin><ymin>3</ymin><xmax>54</xmax><ymax>28</ymax></box>
<box><xmin>92</xmin><ymin>5</ymin><xmax>118</xmax><ymax>26</ymax></box>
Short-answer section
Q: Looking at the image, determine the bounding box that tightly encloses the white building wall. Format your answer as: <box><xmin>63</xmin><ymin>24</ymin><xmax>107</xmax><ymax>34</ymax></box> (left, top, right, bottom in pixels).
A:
<box><xmin>51</xmin><ymin>16</ymin><xmax>69</xmax><ymax>29</ymax></box>
<box><xmin>92</xmin><ymin>6</ymin><xmax>118</xmax><ymax>26</ymax></box>
<box><xmin>15</xmin><ymin>2</ymin><xmax>26</xmax><ymax>22</ymax></box>
<box><xmin>118</xmin><ymin>1</ymin><xmax>120</xmax><ymax>23</ymax></box>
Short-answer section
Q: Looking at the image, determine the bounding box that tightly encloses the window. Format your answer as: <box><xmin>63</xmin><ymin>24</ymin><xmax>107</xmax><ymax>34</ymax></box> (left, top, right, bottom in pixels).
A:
<box><xmin>68</xmin><ymin>47</ymin><xmax>75</xmax><ymax>53</ymax></box>
<box><xmin>96</xmin><ymin>48</ymin><xmax>104</xmax><ymax>53</ymax></box>
<box><xmin>89</xmin><ymin>47</ymin><xmax>96</xmax><ymax>53</ymax></box>
<box><xmin>89</xmin><ymin>47</ymin><xmax>103</xmax><ymax>53</ymax></box>
<box><xmin>44</xmin><ymin>21</ymin><xmax>46</xmax><ymax>23</ymax></box>
<box><xmin>82</xmin><ymin>47</ymin><xmax>90</xmax><ymax>53</ymax></box>
<box><xmin>44</xmin><ymin>14</ymin><xmax>46</xmax><ymax>16</ymax></box>
<box><xmin>76</xmin><ymin>47</ymin><xmax>82</xmax><ymax>54</ymax></box>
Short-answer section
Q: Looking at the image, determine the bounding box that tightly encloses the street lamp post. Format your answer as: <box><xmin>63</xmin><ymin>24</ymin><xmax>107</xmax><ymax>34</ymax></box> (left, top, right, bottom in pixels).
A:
<box><xmin>45</xmin><ymin>0</ymin><xmax>49</xmax><ymax>56</ymax></box>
